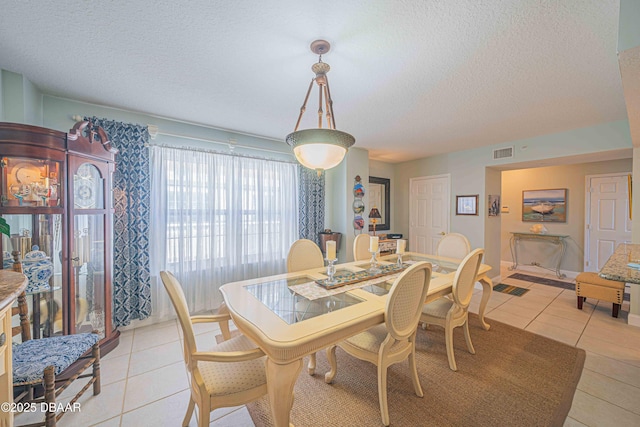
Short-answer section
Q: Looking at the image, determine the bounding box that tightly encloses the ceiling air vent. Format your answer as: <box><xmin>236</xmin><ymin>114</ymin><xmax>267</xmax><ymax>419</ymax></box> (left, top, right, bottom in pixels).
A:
<box><xmin>493</xmin><ymin>146</ymin><xmax>514</xmax><ymax>160</ymax></box>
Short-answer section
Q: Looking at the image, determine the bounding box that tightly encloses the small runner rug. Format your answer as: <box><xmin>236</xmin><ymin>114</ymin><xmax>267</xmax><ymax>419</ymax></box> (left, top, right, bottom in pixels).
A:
<box><xmin>493</xmin><ymin>283</ymin><xmax>530</xmax><ymax>296</ymax></box>
<box><xmin>245</xmin><ymin>314</ymin><xmax>585</xmax><ymax>427</ymax></box>
<box><xmin>508</xmin><ymin>272</ymin><xmax>575</xmax><ymax>290</ymax></box>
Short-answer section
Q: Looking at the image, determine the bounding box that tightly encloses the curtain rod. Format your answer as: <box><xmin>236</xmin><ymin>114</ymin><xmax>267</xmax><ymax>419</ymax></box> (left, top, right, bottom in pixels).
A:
<box><xmin>150</xmin><ymin>128</ymin><xmax>293</xmax><ymax>157</ymax></box>
<box><xmin>148</xmin><ymin>142</ymin><xmax>298</xmax><ymax>165</ymax></box>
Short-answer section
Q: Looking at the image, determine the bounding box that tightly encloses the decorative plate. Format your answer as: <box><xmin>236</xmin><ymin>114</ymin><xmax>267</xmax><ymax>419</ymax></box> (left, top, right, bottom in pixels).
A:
<box><xmin>353</xmin><ymin>215</ymin><xmax>364</xmax><ymax>230</ymax></box>
<box><xmin>12</xmin><ymin>162</ymin><xmax>42</xmax><ymax>184</ymax></box>
<box><xmin>353</xmin><ymin>182</ymin><xmax>365</xmax><ymax>198</ymax></box>
<box><xmin>352</xmin><ymin>199</ymin><xmax>365</xmax><ymax>214</ymax></box>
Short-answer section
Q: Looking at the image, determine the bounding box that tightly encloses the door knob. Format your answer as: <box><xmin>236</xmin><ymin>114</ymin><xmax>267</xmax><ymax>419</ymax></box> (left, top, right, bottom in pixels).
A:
<box><xmin>440</xmin><ymin>232</ymin><xmax>446</xmax><ymax>236</ymax></box>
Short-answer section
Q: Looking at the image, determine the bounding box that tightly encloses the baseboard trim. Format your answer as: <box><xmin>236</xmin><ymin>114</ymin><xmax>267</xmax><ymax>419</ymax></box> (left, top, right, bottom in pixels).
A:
<box><xmin>628</xmin><ymin>312</ymin><xmax>640</xmax><ymax>327</ymax></box>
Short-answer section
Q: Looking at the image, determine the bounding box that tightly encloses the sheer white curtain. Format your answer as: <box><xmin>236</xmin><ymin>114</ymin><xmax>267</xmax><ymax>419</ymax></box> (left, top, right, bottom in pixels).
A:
<box><xmin>149</xmin><ymin>145</ymin><xmax>299</xmax><ymax>322</ymax></box>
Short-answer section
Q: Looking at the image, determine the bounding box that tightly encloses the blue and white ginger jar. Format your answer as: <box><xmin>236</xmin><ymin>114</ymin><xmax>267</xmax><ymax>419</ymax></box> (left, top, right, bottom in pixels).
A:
<box><xmin>22</xmin><ymin>245</ymin><xmax>54</xmax><ymax>293</ymax></box>
<box><xmin>2</xmin><ymin>251</ymin><xmax>12</xmax><ymax>270</ymax></box>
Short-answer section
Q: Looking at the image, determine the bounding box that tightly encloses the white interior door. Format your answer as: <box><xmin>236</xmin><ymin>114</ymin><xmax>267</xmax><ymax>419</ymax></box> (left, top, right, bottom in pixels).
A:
<box><xmin>585</xmin><ymin>173</ymin><xmax>632</xmax><ymax>271</ymax></box>
<box><xmin>409</xmin><ymin>175</ymin><xmax>450</xmax><ymax>254</ymax></box>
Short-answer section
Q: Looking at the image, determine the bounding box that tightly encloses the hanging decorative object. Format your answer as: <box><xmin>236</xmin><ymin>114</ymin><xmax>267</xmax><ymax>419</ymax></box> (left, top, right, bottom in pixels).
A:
<box><xmin>353</xmin><ymin>175</ymin><xmax>365</xmax><ymax>233</ymax></box>
<box><xmin>286</xmin><ymin>40</ymin><xmax>355</xmax><ymax>176</ymax></box>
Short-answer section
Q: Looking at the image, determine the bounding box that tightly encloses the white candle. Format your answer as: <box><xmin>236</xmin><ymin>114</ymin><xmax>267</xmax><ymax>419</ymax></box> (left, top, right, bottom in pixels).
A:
<box><xmin>369</xmin><ymin>236</ymin><xmax>379</xmax><ymax>252</ymax></box>
<box><xmin>326</xmin><ymin>240</ymin><xmax>336</xmax><ymax>260</ymax></box>
<box><xmin>396</xmin><ymin>239</ymin><xmax>406</xmax><ymax>254</ymax></box>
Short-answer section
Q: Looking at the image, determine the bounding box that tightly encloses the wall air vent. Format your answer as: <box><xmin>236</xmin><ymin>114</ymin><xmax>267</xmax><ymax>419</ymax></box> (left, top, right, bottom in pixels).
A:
<box><xmin>493</xmin><ymin>146</ymin><xmax>514</xmax><ymax>160</ymax></box>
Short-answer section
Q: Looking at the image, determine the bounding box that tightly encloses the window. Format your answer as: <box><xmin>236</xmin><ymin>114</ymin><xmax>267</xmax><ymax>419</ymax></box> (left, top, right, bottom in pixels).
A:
<box><xmin>150</xmin><ymin>146</ymin><xmax>299</xmax><ymax>316</ymax></box>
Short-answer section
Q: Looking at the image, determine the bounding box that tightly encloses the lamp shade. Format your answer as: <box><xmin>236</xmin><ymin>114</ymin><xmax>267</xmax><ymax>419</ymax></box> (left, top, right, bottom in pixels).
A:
<box><xmin>286</xmin><ymin>40</ymin><xmax>356</xmax><ymax>175</ymax></box>
<box><xmin>369</xmin><ymin>207</ymin><xmax>382</xmax><ymax>219</ymax></box>
<box><xmin>286</xmin><ymin>128</ymin><xmax>355</xmax><ymax>172</ymax></box>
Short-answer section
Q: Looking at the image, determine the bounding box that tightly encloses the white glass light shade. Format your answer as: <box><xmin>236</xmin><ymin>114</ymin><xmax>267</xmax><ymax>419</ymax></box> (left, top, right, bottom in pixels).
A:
<box><xmin>293</xmin><ymin>144</ymin><xmax>346</xmax><ymax>171</ymax></box>
<box><xmin>286</xmin><ymin>128</ymin><xmax>355</xmax><ymax>173</ymax></box>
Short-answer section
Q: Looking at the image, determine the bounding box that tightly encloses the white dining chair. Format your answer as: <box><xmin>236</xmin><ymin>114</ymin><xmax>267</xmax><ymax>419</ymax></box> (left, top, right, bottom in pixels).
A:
<box><xmin>287</xmin><ymin>238</ymin><xmax>325</xmax><ymax>374</ymax></box>
<box><xmin>353</xmin><ymin>233</ymin><xmax>371</xmax><ymax>261</ymax></box>
<box><xmin>287</xmin><ymin>238</ymin><xmax>325</xmax><ymax>272</ymax></box>
<box><xmin>436</xmin><ymin>232</ymin><xmax>471</xmax><ymax>259</ymax></box>
<box><xmin>160</xmin><ymin>271</ymin><xmax>267</xmax><ymax>427</ymax></box>
<box><xmin>420</xmin><ymin>248</ymin><xmax>484</xmax><ymax>371</ymax></box>
<box><xmin>324</xmin><ymin>262</ymin><xmax>432</xmax><ymax>426</ymax></box>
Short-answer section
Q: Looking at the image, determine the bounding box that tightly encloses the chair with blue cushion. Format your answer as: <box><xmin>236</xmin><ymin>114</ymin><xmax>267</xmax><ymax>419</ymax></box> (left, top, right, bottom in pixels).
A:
<box><xmin>11</xmin><ymin>269</ymin><xmax>100</xmax><ymax>427</ymax></box>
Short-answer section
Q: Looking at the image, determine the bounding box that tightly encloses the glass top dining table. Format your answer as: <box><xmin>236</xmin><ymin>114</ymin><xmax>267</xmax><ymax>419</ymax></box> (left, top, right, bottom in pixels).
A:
<box><xmin>244</xmin><ymin>254</ymin><xmax>462</xmax><ymax>324</ymax></box>
<box><xmin>220</xmin><ymin>251</ymin><xmax>494</xmax><ymax>427</ymax></box>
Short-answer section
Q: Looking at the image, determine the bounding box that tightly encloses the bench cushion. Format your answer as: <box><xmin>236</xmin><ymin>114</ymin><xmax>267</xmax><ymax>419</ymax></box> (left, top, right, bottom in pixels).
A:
<box><xmin>576</xmin><ymin>272</ymin><xmax>625</xmax><ymax>289</ymax></box>
<box><xmin>13</xmin><ymin>333</ymin><xmax>99</xmax><ymax>385</ymax></box>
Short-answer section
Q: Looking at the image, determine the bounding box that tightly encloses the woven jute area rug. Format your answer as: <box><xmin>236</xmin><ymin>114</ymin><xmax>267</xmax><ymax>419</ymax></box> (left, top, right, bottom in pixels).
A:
<box><xmin>246</xmin><ymin>314</ymin><xmax>585</xmax><ymax>427</ymax></box>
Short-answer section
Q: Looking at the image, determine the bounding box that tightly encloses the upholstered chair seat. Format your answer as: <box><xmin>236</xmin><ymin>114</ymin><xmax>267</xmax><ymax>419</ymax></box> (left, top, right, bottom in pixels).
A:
<box><xmin>198</xmin><ymin>335</ymin><xmax>267</xmax><ymax>397</ymax></box>
<box><xmin>339</xmin><ymin>324</ymin><xmax>409</xmax><ymax>354</ymax></box>
<box><xmin>421</xmin><ymin>298</ymin><xmax>457</xmax><ymax>320</ymax></box>
<box><xmin>13</xmin><ymin>333</ymin><xmax>99</xmax><ymax>385</ymax></box>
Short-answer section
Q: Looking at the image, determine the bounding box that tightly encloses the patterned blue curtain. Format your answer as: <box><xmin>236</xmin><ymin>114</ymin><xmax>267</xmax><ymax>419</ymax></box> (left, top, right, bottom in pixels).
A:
<box><xmin>298</xmin><ymin>166</ymin><xmax>325</xmax><ymax>245</ymax></box>
<box><xmin>87</xmin><ymin>117</ymin><xmax>152</xmax><ymax>327</ymax></box>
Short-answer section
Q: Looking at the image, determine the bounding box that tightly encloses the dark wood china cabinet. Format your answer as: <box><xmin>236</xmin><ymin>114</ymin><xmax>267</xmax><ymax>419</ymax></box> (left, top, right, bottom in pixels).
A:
<box><xmin>0</xmin><ymin>121</ymin><xmax>119</xmax><ymax>354</ymax></box>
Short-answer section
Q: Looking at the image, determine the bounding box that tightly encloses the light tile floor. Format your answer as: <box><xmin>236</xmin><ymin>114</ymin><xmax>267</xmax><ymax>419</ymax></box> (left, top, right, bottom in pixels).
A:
<box><xmin>15</xmin><ymin>267</ymin><xmax>640</xmax><ymax>426</ymax></box>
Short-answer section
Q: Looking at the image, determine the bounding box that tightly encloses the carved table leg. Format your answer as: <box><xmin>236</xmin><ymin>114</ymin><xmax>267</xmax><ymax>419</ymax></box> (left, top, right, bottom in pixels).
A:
<box><xmin>266</xmin><ymin>357</ymin><xmax>303</xmax><ymax>427</ymax></box>
<box><xmin>478</xmin><ymin>275</ymin><xmax>493</xmax><ymax>330</ymax></box>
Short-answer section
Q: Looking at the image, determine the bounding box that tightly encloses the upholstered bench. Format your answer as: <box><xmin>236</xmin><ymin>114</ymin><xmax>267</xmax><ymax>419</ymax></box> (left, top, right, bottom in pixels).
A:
<box><xmin>575</xmin><ymin>272</ymin><xmax>626</xmax><ymax>318</ymax></box>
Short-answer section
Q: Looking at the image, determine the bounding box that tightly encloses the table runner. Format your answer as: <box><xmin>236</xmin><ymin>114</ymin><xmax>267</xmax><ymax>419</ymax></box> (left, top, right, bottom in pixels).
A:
<box><xmin>289</xmin><ymin>275</ymin><xmax>400</xmax><ymax>300</ymax></box>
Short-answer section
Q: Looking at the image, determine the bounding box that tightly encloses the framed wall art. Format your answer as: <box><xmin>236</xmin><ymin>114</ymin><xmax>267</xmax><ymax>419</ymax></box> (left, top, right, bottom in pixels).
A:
<box><xmin>456</xmin><ymin>195</ymin><xmax>478</xmax><ymax>215</ymax></box>
<box><xmin>488</xmin><ymin>195</ymin><xmax>500</xmax><ymax>216</ymax></box>
<box><xmin>522</xmin><ymin>188</ymin><xmax>567</xmax><ymax>222</ymax></box>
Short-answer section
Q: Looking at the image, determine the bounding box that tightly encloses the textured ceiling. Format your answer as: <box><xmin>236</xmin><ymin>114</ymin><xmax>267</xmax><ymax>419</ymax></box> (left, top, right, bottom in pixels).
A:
<box><xmin>0</xmin><ymin>0</ymin><xmax>628</xmax><ymax>163</ymax></box>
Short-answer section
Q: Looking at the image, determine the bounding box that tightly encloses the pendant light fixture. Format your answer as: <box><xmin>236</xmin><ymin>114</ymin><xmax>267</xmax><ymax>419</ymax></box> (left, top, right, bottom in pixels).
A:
<box><xmin>286</xmin><ymin>40</ymin><xmax>355</xmax><ymax>176</ymax></box>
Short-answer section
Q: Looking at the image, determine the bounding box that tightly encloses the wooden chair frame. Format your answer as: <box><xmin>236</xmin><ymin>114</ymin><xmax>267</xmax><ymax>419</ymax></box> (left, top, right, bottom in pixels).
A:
<box><xmin>11</xmin><ymin>253</ymin><xmax>100</xmax><ymax>427</ymax></box>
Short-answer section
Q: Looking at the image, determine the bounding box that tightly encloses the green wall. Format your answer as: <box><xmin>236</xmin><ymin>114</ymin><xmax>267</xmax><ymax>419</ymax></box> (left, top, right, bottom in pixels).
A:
<box><xmin>325</xmin><ymin>147</ymin><xmax>370</xmax><ymax>263</ymax></box>
<box><xmin>41</xmin><ymin>95</ymin><xmax>292</xmax><ymax>162</ymax></box>
<box><xmin>1</xmin><ymin>70</ymin><xmax>25</xmax><ymax>123</ymax></box>
<box><xmin>619</xmin><ymin>0</ymin><xmax>640</xmax><ymax>52</ymax></box>
<box><xmin>0</xmin><ymin>70</ymin><xmax>42</xmax><ymax>125</ymax></box>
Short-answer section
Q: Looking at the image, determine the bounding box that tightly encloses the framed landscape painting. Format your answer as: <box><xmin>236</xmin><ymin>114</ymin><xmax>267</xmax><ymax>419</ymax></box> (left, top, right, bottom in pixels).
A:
<box><xmin>522</xmin><ymin>189</ymin><xmax>567</xmax><ymax>222</ymax></box>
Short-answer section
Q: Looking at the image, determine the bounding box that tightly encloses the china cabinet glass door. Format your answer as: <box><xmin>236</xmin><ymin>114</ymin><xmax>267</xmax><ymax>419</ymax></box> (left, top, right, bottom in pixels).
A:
<box><xmin>0</xmin><ymin>153</ymin><xmax>65</xmax><ymax>340</ymax></box>
<box><xmin>69</xmin><ymin>159</ymin><xmax>113</xmax><ymax>340</ymax></box>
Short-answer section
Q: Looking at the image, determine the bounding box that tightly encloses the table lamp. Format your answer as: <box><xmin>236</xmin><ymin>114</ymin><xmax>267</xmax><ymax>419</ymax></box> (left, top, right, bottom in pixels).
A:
<box><xmin>369</xmin><ymin>207</ymin><xmax>382</xmax><ymax>236</ymax></box>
